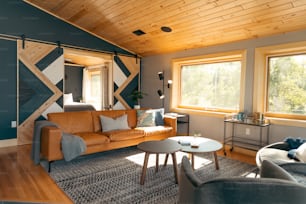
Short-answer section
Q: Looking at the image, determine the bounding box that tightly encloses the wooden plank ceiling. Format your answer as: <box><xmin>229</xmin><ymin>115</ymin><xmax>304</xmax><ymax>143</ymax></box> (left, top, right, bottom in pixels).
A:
<box><xmin>25</xmin><ymin>0</ymin><xmax>306</xmax><ymax>57</ymax></box>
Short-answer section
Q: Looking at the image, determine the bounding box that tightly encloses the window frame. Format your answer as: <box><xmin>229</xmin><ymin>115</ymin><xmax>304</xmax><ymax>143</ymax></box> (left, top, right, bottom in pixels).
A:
<box><xmin>171</xmin><ymin>50</ymin><xmax>246</xmax><ymax>117</ymax></box>
<box><xmin>254</xmin><ymin>41</ymin><xmax>306</xmax><ymax>127</ymax></box>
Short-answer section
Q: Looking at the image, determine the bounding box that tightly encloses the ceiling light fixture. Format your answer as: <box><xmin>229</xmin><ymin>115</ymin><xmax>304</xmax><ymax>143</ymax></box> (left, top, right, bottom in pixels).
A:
<box><xmin>161</xmin><ymin>26</ymin><xmax>172</xmax><ymax>32</ymax></box>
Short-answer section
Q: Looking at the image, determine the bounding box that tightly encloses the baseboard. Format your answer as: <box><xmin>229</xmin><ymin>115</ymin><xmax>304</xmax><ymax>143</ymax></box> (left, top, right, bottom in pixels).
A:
<box><xmin>223</xmin><ymin>145</ymin><xmax>257</xmax><ymax>157</ymax></box>
<box><xmin>0</xmin><ymin>139</ymin><xmax>17</xmax><ymax>148</ymax></box>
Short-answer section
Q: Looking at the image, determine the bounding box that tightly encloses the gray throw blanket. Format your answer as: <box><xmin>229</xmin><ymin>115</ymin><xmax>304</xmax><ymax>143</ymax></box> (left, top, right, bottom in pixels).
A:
<box><xmin>31</xmin><ymin>120</ymin><xmax>58</xmax><ymax>164</ymax></box>
<box><xmin>31</xmin><ymin>120</ymin><xmax>86</xmax><ymax>164</ymax></box>
<box><xmin>61</xmin><ymin>132</ymin><xmax>86</xmax><ymax>161</ymax></box>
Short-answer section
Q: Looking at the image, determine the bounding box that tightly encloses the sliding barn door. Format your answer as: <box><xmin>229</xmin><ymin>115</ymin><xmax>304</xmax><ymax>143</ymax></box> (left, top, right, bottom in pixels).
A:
<box><xmin>113</xmin><ymin>55</ymin><xmax>140</xmax><ymax>109</ymax></box>
<box><xmin>17</xmin><ymin>41</ymin><xmax>64</xmax><ymax>145</ymax></box>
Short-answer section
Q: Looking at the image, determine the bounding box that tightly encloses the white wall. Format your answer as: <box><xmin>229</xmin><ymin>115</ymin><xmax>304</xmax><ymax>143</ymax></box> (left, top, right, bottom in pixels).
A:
<box><xmin>141</xmin><ymin>29</ymin><xmax>306</xmax><ymax>144</ymax></box>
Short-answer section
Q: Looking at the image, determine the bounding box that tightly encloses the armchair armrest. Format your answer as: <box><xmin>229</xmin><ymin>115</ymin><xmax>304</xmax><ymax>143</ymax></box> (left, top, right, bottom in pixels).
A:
<box><xmin>41</xmin><ymin>126</ymin><xmax>63</xmax><ymax>161</ymax></box>
<box><xmin>164</xmin><ymin>116</ymin><xmax>177</xmax><ymax>136</ymax></box>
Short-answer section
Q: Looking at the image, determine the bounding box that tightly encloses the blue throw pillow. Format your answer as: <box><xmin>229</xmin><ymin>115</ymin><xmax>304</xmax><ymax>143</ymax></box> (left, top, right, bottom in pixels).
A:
<box><xmin>151</xmin><ymin>108</ymin><xmax>165</xmax><ymax>126</ymax></box>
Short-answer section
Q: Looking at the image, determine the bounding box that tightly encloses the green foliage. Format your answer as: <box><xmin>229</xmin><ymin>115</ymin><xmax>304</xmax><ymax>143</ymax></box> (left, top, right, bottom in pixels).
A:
<box><xmin>129</xmin><ymin>90</ymin><xmax>147</xmax><ymax>105</ymax></box>
<box><xmin>181</xmin><ymin>61</ymin><xmax>241</xmax><ymax>110</ymax></box>
<box><xmin>268</xmin><ymin>55</ymin><xmax>306</xmax><ymax>114</ymax></box>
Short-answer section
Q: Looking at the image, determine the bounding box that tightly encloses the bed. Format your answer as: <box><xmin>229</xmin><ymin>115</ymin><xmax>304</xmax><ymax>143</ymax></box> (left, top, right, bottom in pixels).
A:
<box><xmin>63</xmin><ymin>93</ymin><xmax>96</xmax><ymax>112</ymax></box>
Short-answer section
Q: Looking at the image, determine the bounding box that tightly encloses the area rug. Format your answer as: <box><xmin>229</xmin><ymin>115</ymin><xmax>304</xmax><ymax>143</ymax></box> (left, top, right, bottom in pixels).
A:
<box><xmin>49</xmin><ymin>147</ymin><xmax>256</xmax><ymax>204</ymax></box>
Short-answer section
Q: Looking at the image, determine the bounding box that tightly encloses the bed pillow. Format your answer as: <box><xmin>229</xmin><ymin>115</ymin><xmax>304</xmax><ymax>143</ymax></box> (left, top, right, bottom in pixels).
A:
<box><xmin>136</xmin><ymin>110</ymin><xmax>156</xmax><ymax>127</ymax></box>
<box><xmin>64</xmin><ymin>93</ymin><xmax>73</xmax><ymax>104</ymax></box>
<box><xmin>100</xmin><ymin>114</ymin><xmax>130</xmax><ymax>132</ymax></box>
<box><xmin>295</xmin><ymin>142</ymin><xmax>306</xmax><ymax>162</ymax></box>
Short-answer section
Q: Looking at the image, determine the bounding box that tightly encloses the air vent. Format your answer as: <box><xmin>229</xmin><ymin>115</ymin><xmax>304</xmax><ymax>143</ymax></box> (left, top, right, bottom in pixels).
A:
<box><xmin>133</xmin><ymin>29</ymin><xmax>146</xmax><ymax>36</ymax></box>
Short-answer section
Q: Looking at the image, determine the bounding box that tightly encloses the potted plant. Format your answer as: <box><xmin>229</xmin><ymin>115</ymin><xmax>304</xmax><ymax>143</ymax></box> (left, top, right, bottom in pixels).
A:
<box><xmin>130</xmin><ymin>90</ymin><xmax>147</xmax><ymax>109</ymax></box>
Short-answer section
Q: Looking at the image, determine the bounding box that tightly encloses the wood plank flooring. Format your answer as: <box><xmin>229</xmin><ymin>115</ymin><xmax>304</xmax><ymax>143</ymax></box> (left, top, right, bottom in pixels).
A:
<box><xmin>0</xmin><ymin>144</ymin><xmax>256</xmax><ymax>203</ymax></box>
<box><xmin>0</xmin><ymin>145</ymin><xmax>72</xmax><ymax>203</ymax></box>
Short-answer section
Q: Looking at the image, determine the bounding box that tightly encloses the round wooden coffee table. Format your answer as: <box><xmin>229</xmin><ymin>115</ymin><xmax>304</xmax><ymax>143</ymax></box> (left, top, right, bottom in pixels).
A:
<box><xmin>167</xmin><ymin>136</ymin><xmax>223</xmax><ymax>170</ymax></box>
<box><xmin>137</xmin><ymin>139</ymin><xmax>181</xmax><ymax>185</ymax></box>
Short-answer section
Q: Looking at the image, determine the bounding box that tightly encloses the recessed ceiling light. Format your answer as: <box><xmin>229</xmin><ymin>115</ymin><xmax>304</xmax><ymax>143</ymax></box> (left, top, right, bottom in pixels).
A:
<box><xmin>161</xmin><ymin>26</ymin><xmax>172</xmax><ymax>32</ymax></box>
<box><xmin>132</xmin><ymin>29</ymin><xmax>146</xmax><ymax>36</ymax></box>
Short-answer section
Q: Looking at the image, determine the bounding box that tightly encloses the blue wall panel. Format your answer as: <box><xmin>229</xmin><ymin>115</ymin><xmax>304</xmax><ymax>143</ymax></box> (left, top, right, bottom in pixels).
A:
<box><xmin>0</xmin><ymin>39</ymin><xmax>17</xmax><ymax>139</ymax></box>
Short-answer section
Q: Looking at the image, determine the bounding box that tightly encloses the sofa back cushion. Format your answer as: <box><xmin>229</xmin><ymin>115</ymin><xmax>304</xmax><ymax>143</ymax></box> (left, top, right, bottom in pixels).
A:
<box><xmin>47</xmin><ymin>111</ymin><xmax>94</xmax><ymax>133</ymax></box>
<box><xmin>92</xmin><ymin>109</ymin><xmax>137</xmax><ymax>132</ymax></box>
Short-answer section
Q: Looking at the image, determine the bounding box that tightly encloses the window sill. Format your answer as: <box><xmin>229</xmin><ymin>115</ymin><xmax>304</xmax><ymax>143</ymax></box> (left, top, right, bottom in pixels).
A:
<box><xmin>170</xmin><ymin>107</ymin><xmax>228</xmax><ymax>118</ymax></box>
<box><xmin>266</xmin><ymin>117</ymin><xmax>306</xmax><ymax>128</ymax></box>
<box><xmin>171</xmin><ymin>108</ymin><xmax>306</xmax><ymax>128</ymax></box>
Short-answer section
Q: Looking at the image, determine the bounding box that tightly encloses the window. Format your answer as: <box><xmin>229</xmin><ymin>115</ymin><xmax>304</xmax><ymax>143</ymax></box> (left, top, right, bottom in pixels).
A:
<box><xmin>267</xmin><ymin>54</ymin><xmax>306</xmax><ymax>117</ymax></box>
<box><xmin>254</xmin><ymin>41</ymin><xmax>306</xmax><ymax>124</ymax></box>
<box><xmin>90</xmin><ymin>71</ymin><xmax>101</xmax><ymax>99</ymax></box>
<box><xmin>172</xmin><ymin>50</ymin><xmax>246</xmax><ymax>115</ymax></box>
<box><xmin>83</xmin><ymin>65</ymin><xmax>110</xmax><ymax>110</ymax></box>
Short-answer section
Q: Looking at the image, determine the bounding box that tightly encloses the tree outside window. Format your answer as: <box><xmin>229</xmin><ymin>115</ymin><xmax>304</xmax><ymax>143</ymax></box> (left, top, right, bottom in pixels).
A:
<box><xmin>267</xmin><ymin>54</ymin><xmax>306</xmax><ymax>115</ymax></box>
<box><xmin>180</xmin><ymin>61</ymin><xmax>241</xmax><ymax>111</ymax></box>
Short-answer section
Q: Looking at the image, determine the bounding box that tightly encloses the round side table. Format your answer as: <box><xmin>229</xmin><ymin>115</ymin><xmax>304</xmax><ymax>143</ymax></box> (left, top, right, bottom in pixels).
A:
<box><xmin>137</xmin><ymin>139</ymin><xmax>181</xmax><ymax>185</ymax></box>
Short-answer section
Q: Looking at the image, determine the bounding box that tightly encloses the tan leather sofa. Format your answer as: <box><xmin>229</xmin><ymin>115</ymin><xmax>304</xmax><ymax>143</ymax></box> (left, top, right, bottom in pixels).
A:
<box><xmin>40</xmin><ymin>109</ymin><xmax>177</xmax><ymax>163</ymax></box>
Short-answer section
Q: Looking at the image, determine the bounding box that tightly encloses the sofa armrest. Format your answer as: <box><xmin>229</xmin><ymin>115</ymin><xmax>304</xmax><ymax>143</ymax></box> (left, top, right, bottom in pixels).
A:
<box><xmin>41</xmin><ymin>126</ymin><xmax>63</xmax><ymax>161</ymax></box>
<box><xmin>164</xmin><ymin>116</ymin><xmax>177</xmax><ymax>136</ymax></box>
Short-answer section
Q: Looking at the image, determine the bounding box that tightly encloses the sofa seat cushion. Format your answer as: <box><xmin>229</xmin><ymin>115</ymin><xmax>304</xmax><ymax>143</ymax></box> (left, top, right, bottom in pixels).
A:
<box><xmin>76</xmin><ymin>132</ymin><xmax>110</xmax><ymax>146</ymax></box>
<box><xmin>136</xmin><ymin>126</ymin><xmax>173</xmax><ymax>136</ymax></box>
<box><xmin>103</xmin><ymin>129</ymin><xmax>145</xmax><ymax>141</ymax></box>
<box><xmin>259</xmin><ymin>148</ymin><xmax>295</xmax><ymax>165</ymax></box>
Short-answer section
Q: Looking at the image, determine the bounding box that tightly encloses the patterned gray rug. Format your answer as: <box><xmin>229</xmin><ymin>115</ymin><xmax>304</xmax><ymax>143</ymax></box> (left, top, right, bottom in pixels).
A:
<box><xmin>49</xmin><ymin>147</ymin><xmax>256</xmax><ymax>204</ymax></box>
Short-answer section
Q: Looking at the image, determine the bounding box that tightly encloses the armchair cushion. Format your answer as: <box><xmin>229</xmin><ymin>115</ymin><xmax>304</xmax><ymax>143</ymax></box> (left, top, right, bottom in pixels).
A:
<box><xmin>260</xmin><ymin>160</ymin><xmax>297</xmax><ymax>182</ymax></box>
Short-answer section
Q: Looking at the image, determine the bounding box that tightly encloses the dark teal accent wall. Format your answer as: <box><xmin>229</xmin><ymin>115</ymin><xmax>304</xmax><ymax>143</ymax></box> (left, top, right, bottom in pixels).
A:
<box><xmin>0</xmin><ymin>1</ymin><xmax>133</xmax><ymax>56</ymax></box>
<box><xmin>0</xmin><ymin>0</ymin><xmax>137</xmax><ymax>140</ymax></box>
<box><xmin>65</xmin><ymin>65</ymin><xmax>84</xmax><ymax>102</ymax></box>
<box><xmin>0</xmin><ymin>39</ymin><xmax>17</xmax><ymax>139</ymax></box>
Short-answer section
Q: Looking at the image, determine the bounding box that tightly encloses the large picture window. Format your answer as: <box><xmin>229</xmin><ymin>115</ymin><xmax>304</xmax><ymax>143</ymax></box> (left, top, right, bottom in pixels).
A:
<box><xmin>254</xmin><ymin>41</ymin><xmax>306</xmax><ymax>125</ymax></box>
<box><xmin>267</xmin><ymin>54</ymin><xmax>306</xmax><ymax>117</ymax></box>
<box><xmin>181</xmin><ymin>61</ymin><xmax>241</xmax><ymax>110</ymax></box>
<box><xmin>172</xmin><ymin>50</ymin><xmax>246</xmax><ymax>114</ymax></box>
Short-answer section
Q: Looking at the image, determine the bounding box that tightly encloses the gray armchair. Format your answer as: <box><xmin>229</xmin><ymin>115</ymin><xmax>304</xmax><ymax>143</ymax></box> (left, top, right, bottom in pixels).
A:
<box><xmin>256</xmin><ymin>141</ymin><xmax>294</xmax><ymax>168</ymax></box>
<box><xmin>179</xmin><ymin>156</ymin><xmax>306</xmax><ymax>204</ymax></box>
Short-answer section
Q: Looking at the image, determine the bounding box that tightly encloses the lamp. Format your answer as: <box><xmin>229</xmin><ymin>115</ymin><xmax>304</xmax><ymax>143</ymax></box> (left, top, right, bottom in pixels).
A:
<box><xmin>158</xmin><ymin>71</ymin><xmax>164</xmax><ymax>80</ymax></box>
<box><xmin>167</xmin><ymin>80</ymin><xmax>172</xmax><ymax>88</ymax></box>
<box><xmin>157</xmin><ymin>71</ymin><xmax>165</xmax><ymax>108</ymax></box>
<box><xmin>157</xmin><ymin>89</ymin><xmax>165</xmax><ymax>99</ymax></box>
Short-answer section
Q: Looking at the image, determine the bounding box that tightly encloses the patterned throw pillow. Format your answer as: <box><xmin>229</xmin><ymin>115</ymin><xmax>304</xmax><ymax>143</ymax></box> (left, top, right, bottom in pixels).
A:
<box><xmin>136</xmin><ymin>110</ymin><xmax>156</xmax><ymax>127</ymax></box>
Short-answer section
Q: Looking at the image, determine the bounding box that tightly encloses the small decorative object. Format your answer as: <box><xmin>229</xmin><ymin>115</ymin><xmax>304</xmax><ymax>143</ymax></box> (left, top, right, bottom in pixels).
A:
<box><xmin>129</xmin><ymin>90</ymin><xmax>147</xmax><ymax>109</ymax></box>
<box><xmin>191</xmin><ymin>131</ymin><xmax>201</xmax><ymax>148</ymax></box>
<box><xmin>237</xmin><ymin>112</ymin><xmax>245</xmax><ymax>121</ymax></box>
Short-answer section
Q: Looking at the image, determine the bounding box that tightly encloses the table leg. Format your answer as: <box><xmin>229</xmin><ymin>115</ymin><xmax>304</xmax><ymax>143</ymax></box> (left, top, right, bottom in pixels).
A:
<box><xmin>164</xmin><ymin>154</ymin><xmax>169</xmax><ymax>166</ymax></box>
<box><xmin>213</xmin><ymin>151</ymin><xmax>219</xmax><ymax>170</ymax></box>
<box><xmin>140</xmin><ymin>152</ymin><xmax>150</xmax><ymax>185</ymax></box>
<box><xmin>171</xmin><ymin>153</ymin><xmax>179</xmax><ymax>184</ymax></box>
<box><xmin>156</xmin><ymin>153</ymin><xmax>159</xmax><ymax>172</ymax></box>
<box><xmin>191</xmin><ymin>153</ymin><xmax>195</xmax><ymax>170</ymax></box>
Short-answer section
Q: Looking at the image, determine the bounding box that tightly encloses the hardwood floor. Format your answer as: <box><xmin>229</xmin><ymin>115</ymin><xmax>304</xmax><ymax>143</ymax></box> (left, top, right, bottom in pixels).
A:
<box><xmin>0</xmin><ymin>144</ymin><xmax>72</xmax><ymax>204</ymax></box>
<box><xmin>0</xmin><ymin>144</ymin><xmax>256</xmax><ymax>203</ymax></box>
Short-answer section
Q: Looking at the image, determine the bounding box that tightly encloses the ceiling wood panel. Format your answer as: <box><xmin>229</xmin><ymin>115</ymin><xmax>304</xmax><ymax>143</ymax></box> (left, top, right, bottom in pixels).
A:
<box><xmin>25</xmin><ymin>0</ymin><xmax>306</xmax><ymax>56</ymax></box>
